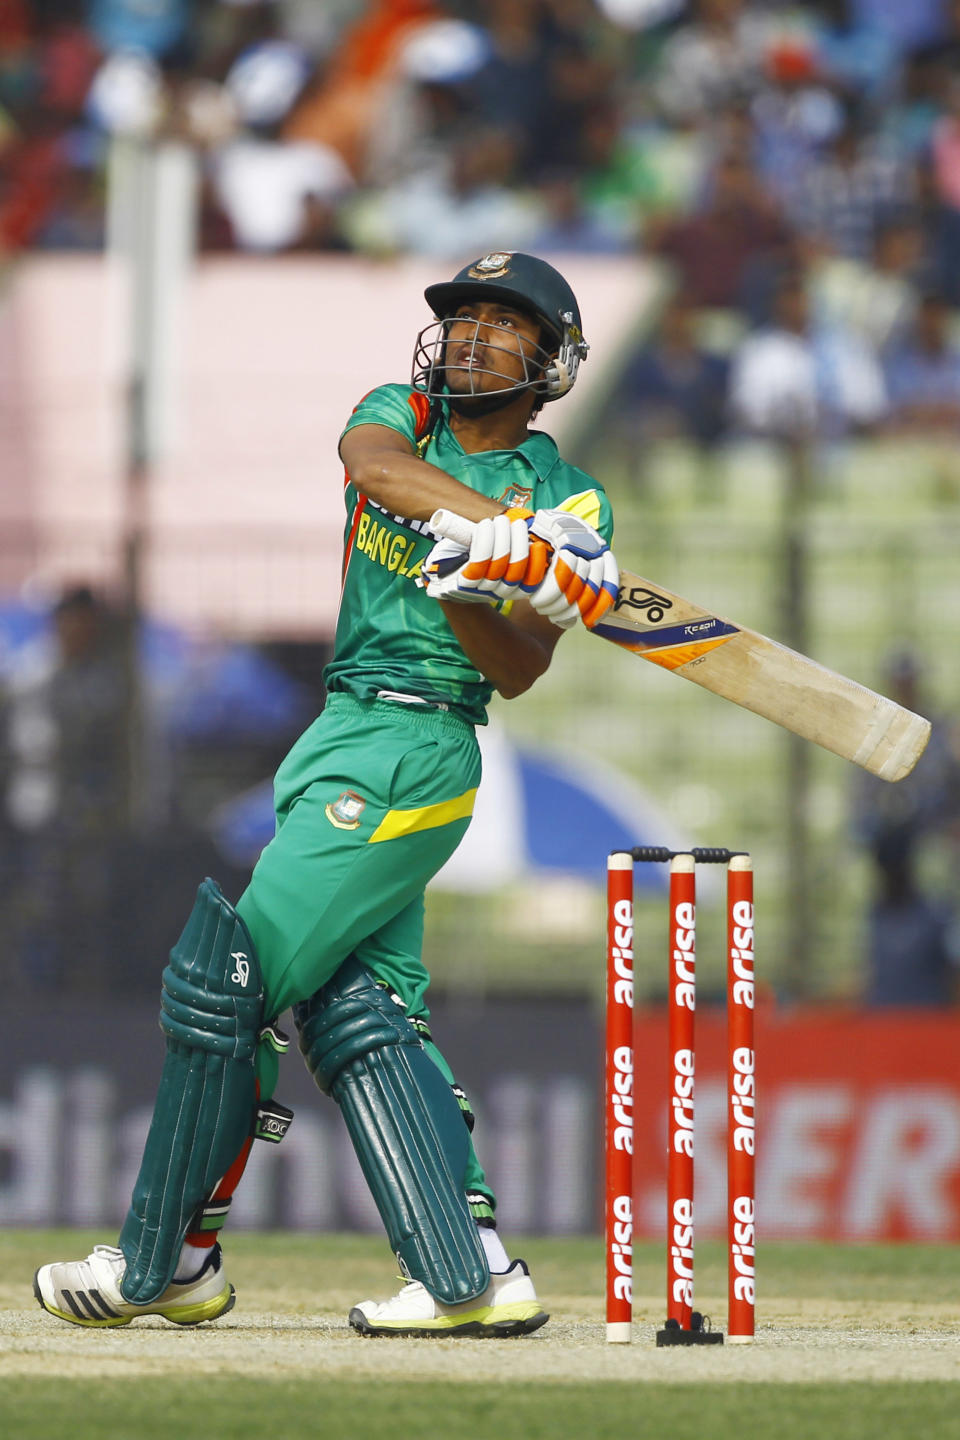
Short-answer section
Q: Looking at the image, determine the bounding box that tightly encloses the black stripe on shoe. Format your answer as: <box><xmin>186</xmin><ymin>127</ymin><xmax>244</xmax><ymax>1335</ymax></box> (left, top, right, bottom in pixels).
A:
<box><xmin>88</xmin><ymin>1289</ymin><xmax>121</xmax><ymax>1319</ymax></box>
<box><xmin>61</xmin><ymin>1289</ymin><xmax>86</xmax><ymax>1320</ymax></box>
<box><xmin>76</xmin><ymin>1290</ymin><xmax>109</xmax><ymax>1320</ymax></box>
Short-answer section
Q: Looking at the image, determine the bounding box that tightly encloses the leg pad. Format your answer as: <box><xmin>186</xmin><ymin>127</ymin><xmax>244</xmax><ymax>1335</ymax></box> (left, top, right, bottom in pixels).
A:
<box><xmin>118</xmin><ymin>879</ymin><xmax>265</xmax><ymax>1304</ymax></box>
<box><xmin>295</xmin><ymin>958</ymin><xmax>489</xmax><ymax>1306</ymax></box>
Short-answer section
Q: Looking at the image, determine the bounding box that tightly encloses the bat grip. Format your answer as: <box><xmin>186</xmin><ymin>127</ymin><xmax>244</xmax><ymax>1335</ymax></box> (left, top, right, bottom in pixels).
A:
<box><xmin>429</xmin><ymin>509</ymin><xmax>476</xmax><ymax>549</ymax></box>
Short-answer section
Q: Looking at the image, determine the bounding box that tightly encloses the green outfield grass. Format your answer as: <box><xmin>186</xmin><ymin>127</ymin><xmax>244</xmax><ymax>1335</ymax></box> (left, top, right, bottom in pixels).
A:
<box><xmin>2</xmin><ymin>1233</ymin><xmax>958</xmax><ymax>1440</ymax></box>
<box><xmin>1</xmin><ymin>1377</ymin><xmax>958</xmax><ymax>1440</ymax></box>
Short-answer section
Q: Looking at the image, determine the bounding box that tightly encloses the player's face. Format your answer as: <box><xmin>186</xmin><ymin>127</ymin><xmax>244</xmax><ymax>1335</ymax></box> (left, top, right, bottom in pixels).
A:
<box><xmin>443</xmin><ymin>301</ymin><xmax>545</xmax><ymax>394</ymax></box>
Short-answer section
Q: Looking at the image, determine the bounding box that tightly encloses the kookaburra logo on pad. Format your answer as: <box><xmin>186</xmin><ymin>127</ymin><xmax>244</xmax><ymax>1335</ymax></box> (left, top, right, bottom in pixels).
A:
<box><xmin>468</xmin><ymin>253</ymin><xmax>513</xmax><ymax>280</ymax></box>
<box><xmin>231</xmin><ymin>953</ymin><xmax>250</xmax><ymax>986</ymax></box>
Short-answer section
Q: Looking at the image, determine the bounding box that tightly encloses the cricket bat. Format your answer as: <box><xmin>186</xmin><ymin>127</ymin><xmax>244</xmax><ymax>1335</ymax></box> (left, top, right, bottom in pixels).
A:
<box><xmin>429</xmin><ymin>509</ymin><xmax>930</xmax><ymax>783</ymax></box>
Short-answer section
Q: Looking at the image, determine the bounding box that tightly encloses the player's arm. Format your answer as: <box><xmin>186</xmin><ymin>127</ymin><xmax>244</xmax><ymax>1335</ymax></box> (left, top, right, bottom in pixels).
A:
<box><xmin>438</xmin><ymin>596</ymin><xmax>563</xmax><ymax>700</ymax></box>
<box><xmin>339</xmin><ymin>424</ymin><xmax>507</xmax><ymax>524</ymax></box>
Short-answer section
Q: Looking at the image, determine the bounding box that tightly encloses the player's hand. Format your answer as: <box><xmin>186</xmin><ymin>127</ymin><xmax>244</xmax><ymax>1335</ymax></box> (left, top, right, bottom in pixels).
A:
<box><xmin>527</xmin><ymin>508</ymin><xmax>620</xmax><ymax>629</ymax></box>
<box><xmin>422</xmin><ymin>509</ymin><xmax>550</xmax><ymax>603</ymax></box>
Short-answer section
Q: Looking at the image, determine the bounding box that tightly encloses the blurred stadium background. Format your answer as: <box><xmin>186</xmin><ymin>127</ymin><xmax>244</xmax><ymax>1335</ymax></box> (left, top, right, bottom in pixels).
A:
<box><xmin>1</xmin><ymin>1</ymin><xmax>959</xmax><ymax>1244</ymax></box>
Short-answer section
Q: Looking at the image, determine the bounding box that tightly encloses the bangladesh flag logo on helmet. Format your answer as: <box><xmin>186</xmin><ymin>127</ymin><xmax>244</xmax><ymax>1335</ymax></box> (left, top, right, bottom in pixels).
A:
<box><xmin>467</xmin><ymin>253</ymin><xmax>514</xmax><ymax>280</ymax></box>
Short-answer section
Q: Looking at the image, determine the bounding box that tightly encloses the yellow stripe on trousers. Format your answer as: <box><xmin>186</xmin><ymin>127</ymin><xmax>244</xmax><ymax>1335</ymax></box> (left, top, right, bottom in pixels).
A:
<box><xmin>368</xmin><ymin>787</ymin><xmax>478</xmax><ymax>843</ymax></box>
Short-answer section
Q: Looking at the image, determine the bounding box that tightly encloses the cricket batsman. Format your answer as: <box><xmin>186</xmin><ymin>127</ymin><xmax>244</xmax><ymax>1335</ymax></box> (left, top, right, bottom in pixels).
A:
<box><xmin>34</xmin><ymin>252</ymin><xmax>618</xmax><ymax>1337</ymax></box>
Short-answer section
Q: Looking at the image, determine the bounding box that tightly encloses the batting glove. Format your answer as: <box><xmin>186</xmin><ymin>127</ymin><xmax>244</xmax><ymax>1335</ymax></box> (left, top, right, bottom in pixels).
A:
<box><xmin>422</xmin><ymin>535</ymin><xmax>497</xmax><ymax>604</ymax></box>
<box><xmin>527</xmin><ymin>509</ymin><xmax>620</xmax><ymax>630</ymax></box>
<box><xmin>423</xmin><ymin>508</ymin><xmax>550</xmax><ymax>603</ymax></box>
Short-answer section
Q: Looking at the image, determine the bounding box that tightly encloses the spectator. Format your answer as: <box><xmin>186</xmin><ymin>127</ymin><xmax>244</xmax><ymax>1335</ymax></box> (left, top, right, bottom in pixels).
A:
<box><xmin>530</xmin><ymin>168</ymin><xmax>631</xmax><ymax>254</ymax></box>
<box><xmin>853</xmin><ymin>646</ymin><xmax>960</xmax><ymax>1009</ymax></box>
<box><xmin>809</xmin><ymin>211</ymin><xmax>924</xmax><ymax>355</ymax></box>
<box><xmin>653</xmin><ymin>149</ymin><xmax>794</xmax><ymax>310</ymax></box>
<box><xmin>0</xmin><ymin>586</ymin><xmax>128</xmax><ymax>989</ymax></box>
<box><xmin>853</xmin><ymin>650</ymin><xmax>960</xmax><ymax>856</ymax></box>
<box><xmin>281</xmin><ymin>0</ymin><xmax>437</xmax><ymax>180</ymax></box>
<box><xmin>653</xmin><ymin>0</ymin><xmax>771</xmax><ymax>123</ymax></box>
<box><xmin>930</xmin><ymin>77</ymin><xmax>960</xmax><ymax>208</ymax></box>
<box><xmin>811</xmin><ymin>0</ymin><xmax>899</xmax><ymax>104</ymax></box>
<box><xmin>470</xmin><ymin>0</ymin><xmax>553</xmax><ymax>170</ymax></box>
<box><xmin>362</xmin><ymin>18</ymin><xmax>492</xmax><ymax>189</ymax></box>
<box><xmin>883</xmin><ymin>289</ymin><xmax>960</xmax><ymax>433</ymax></box>
<box><xmin>880</xmin><ymin>46</ymin><xmax>951</xmax><ymax>158</ymax></box>
<box><xmin>788</xmin><ymin>103</ymin><xmax>915</xmax><ymax>260</ymax></box>
<box><xmin>209</xmin><ymin>35</ymin><xmax>353</xmax><ymax>252</ymax></box>
<box><xmin>465</xmin><ymin>0</ymin><xmax>618</xmax><ymax>181</ymax></box>
<box><xmin>863</xmin><ymin>828</ymin><xmax>960</xmax><ymax>1007</ymax></box>
<box><xmin>0</xmin><ymin>6</ymin><xmax>102</xmax><ymax>255</ymax></box>
<box><xmin>579</xmin><ymin>104</ymin><xmax>711</xmax><ymax>246</ymax></box>
<box><xmin>87</xmin><ymin>0</ymin><xmax>192</xmax><ymax>65</ymax></box>
<box><xmin>617</xmin><ymin>291</ymin><xmax>730</xmax><ymax>447</ymax></box>
<box><xmin>847</xmin><ymin>0</ymin><xmax>950</xmax><ymax>55</ymax></box>
<box><xmin>750</xmin><ymin>59</ymin><xmax>846</xmax><ymax>217</ymax></box>
<box><xmin>909</xmin><ymin>0</ymin><xmax>960</xmax><ymax>86</ymax></box>
<box><xmin>728</xmin><ymin>266</ymin><xmax>886</xmax><ymax>440</ymax></box>
<box><xmin>346</xmin><ymin>124</ymin><xmax>542</xmax><ymax>259</ymax></box>
<box><xmin>913</xmin><ymin>153</ymin><xmax>960</xmax><ymax>306</ymax></box>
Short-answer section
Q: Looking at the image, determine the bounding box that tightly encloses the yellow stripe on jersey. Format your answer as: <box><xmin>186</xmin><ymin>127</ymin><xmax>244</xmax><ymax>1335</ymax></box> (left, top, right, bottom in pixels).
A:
<box><xmin>555</xmin><ymin>490</ymin><xmax>603</xmax><ymax>530</ymax></box>
<box><xmin>369</xmin><ymin>787</ymin><xmax>478</xmax><ymax>843</ymax></box>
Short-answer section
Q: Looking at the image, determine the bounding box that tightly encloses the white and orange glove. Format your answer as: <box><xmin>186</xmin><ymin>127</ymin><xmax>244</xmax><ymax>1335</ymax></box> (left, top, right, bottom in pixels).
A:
<box><xmin>422</xmin><ymin>508</ymin><xmax>551</xmax><ymax>603</ymax></box>
<box><xmin>526</xmin><ymin>508</ymin><xmax>619</xmax><ymax>630</ymax></box>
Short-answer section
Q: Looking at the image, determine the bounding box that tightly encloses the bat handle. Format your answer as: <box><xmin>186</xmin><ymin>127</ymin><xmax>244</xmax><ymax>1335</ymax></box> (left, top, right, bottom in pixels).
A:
<box><xmin>430</xmin><ymin>509</ymin><xmax>477</xmax><ymax>549</ymax></box>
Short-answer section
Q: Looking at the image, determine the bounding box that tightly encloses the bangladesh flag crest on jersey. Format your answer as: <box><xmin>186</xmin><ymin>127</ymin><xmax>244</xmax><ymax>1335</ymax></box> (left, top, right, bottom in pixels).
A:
<box><xmin>326</xmin><ymin>790</ymin><xmax>366</xmax><ymax>829</ymax></box>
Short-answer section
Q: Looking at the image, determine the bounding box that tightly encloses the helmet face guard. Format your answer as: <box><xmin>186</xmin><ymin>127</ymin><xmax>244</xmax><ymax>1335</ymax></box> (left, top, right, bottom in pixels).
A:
<box><xmin>411</xmin><ymin>252</ymin><xmax>589</xmax><ymax>406</ymax></box>
<box><xmin>412</xmin><ymin>312</ymin><xmax>584</xmax><ymax>405</ymax></box>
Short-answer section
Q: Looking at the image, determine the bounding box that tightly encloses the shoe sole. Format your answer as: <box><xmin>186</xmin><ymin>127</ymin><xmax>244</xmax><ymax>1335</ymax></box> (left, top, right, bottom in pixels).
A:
<box><xmin>33</xmin><ymin>1273</ymin><xmax>236</xmax><ymax>1328</ymax></box>
<box><xmin>348</xmin><ymin>1305</ymin><xmax>549</xmax><ymax>1338</ymax></box>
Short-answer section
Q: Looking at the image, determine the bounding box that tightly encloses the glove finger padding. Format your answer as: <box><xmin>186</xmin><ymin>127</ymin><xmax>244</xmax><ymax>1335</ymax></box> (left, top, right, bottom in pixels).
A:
<box><xmin>580</xmin><ymin>548</ymin><xmax>620</xmax><ymax>628</ymax></box>
<box><xmin>519</xmin><ymin>537</ymin><xmax>551</xmax><ymax>591</ymax></box>
<box><xmin>461</xmin><ymin>510</ymin><xmax>547</xmax><ymax>597</ymax></box>
<box><xmin>531</xmin><ymin>546</ymin><xmax>620</xmax><ymax>630</ymax></box>
<box><xmin>462</xmin><ymin>514</ymin><xmax>516</xmax><ymax>583</ymax></box>
<box><xmin>529</xmin><ymin>553</ymin><xmax>583</xmax><ymax>629</ymax></box>
<box><xmin>554</xmin><ymin>551</ymin><xmax>588</xmax><ymax>606</ymax></box>
<box><xmin>529</xmin><ymin>508</ymin><xmax>620</xmax><ymax>629</ymax></box>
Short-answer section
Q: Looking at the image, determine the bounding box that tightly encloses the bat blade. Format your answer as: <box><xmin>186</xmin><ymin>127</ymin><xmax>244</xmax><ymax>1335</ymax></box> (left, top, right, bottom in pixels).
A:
<box><xmin>428</xmin><ymin>509</ymin><xmax>931</xmax><ymax>782</ymax></box>
<box><xmin>595</xmin><ymin>573</ymin><xmax>930</xmax><ymax>782</ymax></box>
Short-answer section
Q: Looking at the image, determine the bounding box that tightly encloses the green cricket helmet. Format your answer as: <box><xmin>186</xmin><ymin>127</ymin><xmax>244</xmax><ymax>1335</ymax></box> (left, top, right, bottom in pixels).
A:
<box><xmin>412</xmin><ymin>251</ymin><xmax>589</xmax><ymax>406</ymax></box>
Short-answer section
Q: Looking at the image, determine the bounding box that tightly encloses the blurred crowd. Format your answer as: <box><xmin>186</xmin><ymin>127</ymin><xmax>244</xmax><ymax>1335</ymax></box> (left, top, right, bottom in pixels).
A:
<box><xmin>4</xmin><ymin>0</ymin><xmax>960</xmax><ymax>1001</ymax></box>
<box><xmin>6</xmin><ymin>1</ymin><xmax>960</xmax><ymax>441</ymax></box>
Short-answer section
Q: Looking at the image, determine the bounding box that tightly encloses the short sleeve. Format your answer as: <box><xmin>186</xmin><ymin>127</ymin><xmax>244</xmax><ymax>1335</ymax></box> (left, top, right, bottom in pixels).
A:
<box><xmin>340</xmin><ymin>383</ymin><xmax>432</xmax><ymax>449</ymax></box>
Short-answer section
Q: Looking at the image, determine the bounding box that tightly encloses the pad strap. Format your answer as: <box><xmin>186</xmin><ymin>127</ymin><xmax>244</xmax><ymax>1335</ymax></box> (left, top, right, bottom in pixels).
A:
<box><xmin>295</xmin><ymin>958</ymin><xmax>489</xmax><ymax>1305</ymax></box>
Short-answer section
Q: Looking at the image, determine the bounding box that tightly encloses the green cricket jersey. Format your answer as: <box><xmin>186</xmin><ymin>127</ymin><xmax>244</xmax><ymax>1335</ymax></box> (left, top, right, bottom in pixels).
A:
<box><xmin>325</xmin><ymin>383</ymin><xmax>614</xmax><ymax>727</ymax></box>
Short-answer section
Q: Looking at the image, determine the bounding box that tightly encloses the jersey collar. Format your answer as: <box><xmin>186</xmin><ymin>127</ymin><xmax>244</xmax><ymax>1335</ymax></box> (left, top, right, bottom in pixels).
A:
<box><xmin>441</xmin><ymin>409</ymin><xmax>561</xmax><ymax>482</ymax></box>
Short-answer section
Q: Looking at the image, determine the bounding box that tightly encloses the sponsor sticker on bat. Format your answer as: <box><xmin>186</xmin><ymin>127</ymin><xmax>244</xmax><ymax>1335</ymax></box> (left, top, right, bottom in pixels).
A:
<box><xmin>615</xmin><ymin>585</ymin><xmax>674</xmax><ymax>624</ymax></box>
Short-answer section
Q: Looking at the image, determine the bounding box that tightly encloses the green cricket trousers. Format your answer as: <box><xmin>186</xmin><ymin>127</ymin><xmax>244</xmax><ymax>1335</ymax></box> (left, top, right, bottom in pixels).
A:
<box><xmin>235</xmin><ymin>692</ymin><xmax>494</xmax><ymax>1212</ymax></box>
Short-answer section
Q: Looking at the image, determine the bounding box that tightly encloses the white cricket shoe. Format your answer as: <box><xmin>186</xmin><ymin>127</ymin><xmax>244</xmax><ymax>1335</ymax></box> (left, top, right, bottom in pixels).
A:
<box><xmin>349</xmin><ymin>1259</ymin><xmax>548</xmax><ymax>1338</ymax></box>
<box><xmin>34</xmin><ymin>1243</ymin><xmax>235</xmax><ymax>1328</ymax></box>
